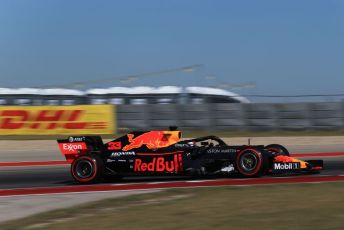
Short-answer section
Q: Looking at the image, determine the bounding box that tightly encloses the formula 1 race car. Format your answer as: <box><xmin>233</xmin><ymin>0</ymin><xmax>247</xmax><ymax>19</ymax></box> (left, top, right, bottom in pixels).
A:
<box><xmin>57</xmin><ymin>128</ymin><xmax>323</xmax><ymax>184</ymax></box>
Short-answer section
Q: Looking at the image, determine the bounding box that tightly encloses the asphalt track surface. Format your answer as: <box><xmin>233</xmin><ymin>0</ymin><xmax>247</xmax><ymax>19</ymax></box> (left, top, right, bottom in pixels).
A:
<box><xmin>0</xmin><ymin>155</ymin><xmax>343</xmax><ymax>190</ymax></box>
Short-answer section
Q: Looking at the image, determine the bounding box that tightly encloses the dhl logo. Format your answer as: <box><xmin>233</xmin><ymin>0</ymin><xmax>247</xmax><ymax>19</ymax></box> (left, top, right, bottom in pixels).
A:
<box><xmin>0</xmin><ymin>109</ymin><xmax>107</xmax><ymax>130</ymax></box>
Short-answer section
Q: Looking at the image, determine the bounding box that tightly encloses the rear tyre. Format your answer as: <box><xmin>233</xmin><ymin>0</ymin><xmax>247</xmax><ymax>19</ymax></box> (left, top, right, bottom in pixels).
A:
<box><xmin>71</xmin><ymin>155</ymin><xmax>104</xmax><ymax>184</ymax></box>
<box><xmin>265</xmin><ymin>144</ymin><xmax>290</xmax><ymax>156</ymax></box>
<box><xmin>235</xmin><ymin>148</ymin><xmax>263</xmax><ymax>177</ymax></box>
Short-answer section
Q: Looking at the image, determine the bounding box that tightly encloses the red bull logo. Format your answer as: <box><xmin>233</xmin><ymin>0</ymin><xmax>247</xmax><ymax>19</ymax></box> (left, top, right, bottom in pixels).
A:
<box><xmin>134</xmin><ymin>154</ymin><xmax>183</xmax><ymax>172</ymax></box>
<box><xmin>122</xmin><ymin>131</ymin><xmax>181</xmax><ymax>151</ymax></box>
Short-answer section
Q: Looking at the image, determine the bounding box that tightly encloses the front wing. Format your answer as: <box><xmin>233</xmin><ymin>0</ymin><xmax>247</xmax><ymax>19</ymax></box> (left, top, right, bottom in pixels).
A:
<box><xmin>271</xmin><ymin>155</ymin><xmax>323</xmax><ymax>173</ymax></box>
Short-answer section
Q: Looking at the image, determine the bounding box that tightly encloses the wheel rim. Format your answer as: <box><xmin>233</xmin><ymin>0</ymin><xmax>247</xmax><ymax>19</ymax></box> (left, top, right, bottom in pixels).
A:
<box><xmin>75</xmin><ymin>159</ymin><xmax>94</xmax><ymax>178</ymax></box>
<box><xmin>240</xmin><ymin>152</ymin><xmax>258</xmax><ymax>172</ymax></box>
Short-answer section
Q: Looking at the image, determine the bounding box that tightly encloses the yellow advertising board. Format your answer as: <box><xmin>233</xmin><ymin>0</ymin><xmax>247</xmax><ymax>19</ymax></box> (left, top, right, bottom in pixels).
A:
<box><xmin>0</xmin><ymin>105</ymin><xmax>115</xmax><ymax>135</ymax></box>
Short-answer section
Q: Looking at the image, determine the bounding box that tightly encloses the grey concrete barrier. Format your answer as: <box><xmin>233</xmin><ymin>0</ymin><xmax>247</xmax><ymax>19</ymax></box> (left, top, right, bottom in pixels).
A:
<box><xmin>117</xmin><ymin>105</ymin><xmax>150</xmax><ymax>130</ymax></box>
<box><xmin>275</xmin><ymin>103</ymin><xmax>312</xmax><ymax>130</ymax></box>
<box><xmin>116</xmin><ymin>102</ymin><xmax>344</xmax><ymax>132</ymax></box>
<box><xmin>177</xmin><ymin>104</ymin><xmax>211</xmax><ymax>131</ymax></box>
<box><xmin>309</xmin><ymin>102</ymin><xmax>344</xmax><ymax>130</ymax></box>
<box><xmin>211</xmin><ymin>103</ymin><xmax>247</xmax><ymax>131</ymax></box>
<box><xmin>147</xmin><ymin>104</ymin><xmax>179</xmax><ymax>129</ymax></box>
<box><xmin>243</xmin><ymin>103</ymin><xmax>278</xmax><ymax>131</ymax></box>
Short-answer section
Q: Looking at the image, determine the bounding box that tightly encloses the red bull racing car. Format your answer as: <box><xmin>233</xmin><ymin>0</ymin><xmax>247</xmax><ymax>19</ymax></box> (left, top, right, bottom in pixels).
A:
<box><xmin>57</xmin><ymin>128</ymin><xmax>323</xmax><ymax>184</ymax></box>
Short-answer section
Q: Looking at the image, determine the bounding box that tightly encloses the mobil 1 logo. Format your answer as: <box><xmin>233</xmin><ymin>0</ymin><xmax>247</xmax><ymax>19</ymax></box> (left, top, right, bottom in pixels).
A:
<box><xmin>273</xmin><ymin>162</ymin><xmax>301</xmax><ymax>171</ymax></box>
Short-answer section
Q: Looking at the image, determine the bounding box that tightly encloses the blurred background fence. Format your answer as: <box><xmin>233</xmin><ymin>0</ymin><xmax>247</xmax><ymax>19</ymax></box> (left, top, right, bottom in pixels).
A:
<box><xmin>117</xmin><ymin>102</ymin><xmax>344</xmax><ymax>132</ymax></box>
<box><xmin>2</xmin><ymin>87</ymin><xmax>344</xmax><ymax>134</ymax></box>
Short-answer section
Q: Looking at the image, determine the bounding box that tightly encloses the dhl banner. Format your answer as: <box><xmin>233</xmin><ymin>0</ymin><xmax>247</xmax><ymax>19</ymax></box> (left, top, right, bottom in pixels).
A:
<box><xmin>0</xmin><ymin>105</ymin><xmax>115</xmax><ymax>135</ymax></box>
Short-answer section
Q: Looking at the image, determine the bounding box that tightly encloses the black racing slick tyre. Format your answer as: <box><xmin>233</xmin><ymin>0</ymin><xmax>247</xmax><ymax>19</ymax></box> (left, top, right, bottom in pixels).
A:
<box><xmin>235</xmin><ymin>148</ymin><xmax>263</xmax><ymax>177</ymax></box>
<box><xmin>265</xmin><ymin>144</ymin><xmax>290</xmax><ymax>156</ymax></box>
<box><xmin>71</xmin><ymin>155</ymin><xmax>104</xmax><ymax>184</ymax></box>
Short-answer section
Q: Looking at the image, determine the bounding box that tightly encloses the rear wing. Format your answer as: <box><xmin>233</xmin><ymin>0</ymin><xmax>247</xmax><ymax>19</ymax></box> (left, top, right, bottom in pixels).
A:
<box><xmin>57</xmin><ymin>136</ymin><xmax>104</xmax><ymax>162</ymax></box>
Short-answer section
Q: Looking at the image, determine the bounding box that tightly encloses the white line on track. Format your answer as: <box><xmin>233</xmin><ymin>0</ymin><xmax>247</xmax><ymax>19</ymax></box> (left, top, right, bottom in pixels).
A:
<box><xmin>186</xmin><ymin>180</ymin><xmax>212</xmax><ymax>183</ymax></box>
<box><xmin>148</xmin><ymin>182</ymin><xmax>169</xmax><ymax>184</ymax></box>
<box><xmin>0</xmin><ymin>189</ymin><xmax>162</xmax><ymax>199</ymax></box>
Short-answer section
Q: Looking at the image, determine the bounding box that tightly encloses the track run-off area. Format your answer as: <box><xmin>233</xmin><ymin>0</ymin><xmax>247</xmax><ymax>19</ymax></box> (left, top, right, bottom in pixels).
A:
<box><xmin>0</xmin><ymin>175</ymin><xmax>344</xmax><ymax>197</ymax></box>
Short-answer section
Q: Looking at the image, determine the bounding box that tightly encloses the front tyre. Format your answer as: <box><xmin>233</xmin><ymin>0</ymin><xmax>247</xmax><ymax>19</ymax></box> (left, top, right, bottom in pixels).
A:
<box><xmin>235</xmin><ymin>148</ymin><xmax>263</xmax><ymax>177</ymax></box>
<box><xmin>71</xmin><ymin>155</ymin><xmax>104</xmax><ymax>184</ymax></box>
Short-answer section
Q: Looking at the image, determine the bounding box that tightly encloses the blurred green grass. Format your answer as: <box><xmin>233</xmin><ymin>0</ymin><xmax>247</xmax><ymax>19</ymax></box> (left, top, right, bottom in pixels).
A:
<box><xmin>1</xmin><ymin>182</ymin><xmax>343</xmax><ymax>230</ymax></box>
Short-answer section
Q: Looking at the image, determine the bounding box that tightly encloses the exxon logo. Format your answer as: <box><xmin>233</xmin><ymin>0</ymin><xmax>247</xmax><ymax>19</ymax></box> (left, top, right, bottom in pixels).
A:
<box><xmin>62</xmin><ymin>143</ymin><xmax>84</xmax><ymax>152</ymax></box>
